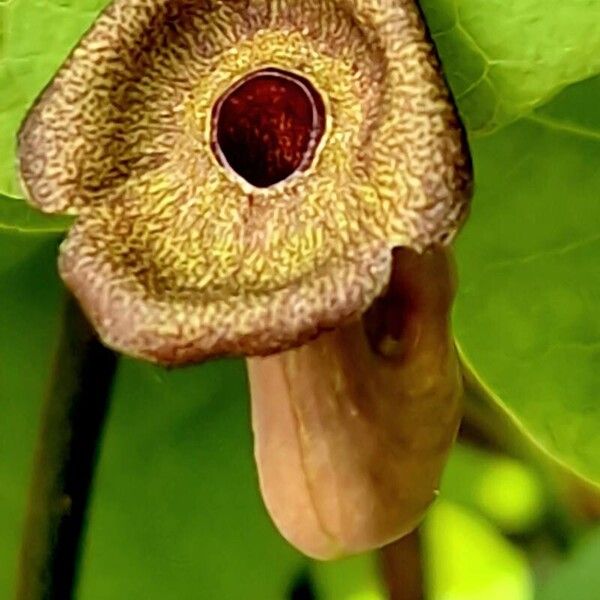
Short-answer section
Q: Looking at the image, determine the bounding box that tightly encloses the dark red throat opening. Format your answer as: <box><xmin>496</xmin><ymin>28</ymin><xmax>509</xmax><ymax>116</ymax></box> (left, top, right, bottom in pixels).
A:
<box><xmin>211</xmin><ymin>68</ymin><xmax>326</xmax><ymax>188</ymax></box>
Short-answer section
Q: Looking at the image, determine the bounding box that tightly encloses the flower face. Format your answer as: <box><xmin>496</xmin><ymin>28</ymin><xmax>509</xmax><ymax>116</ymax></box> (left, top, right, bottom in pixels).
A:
<box><xmin>18</xmin><ymin>0</ymin><xmax>471</xmax><ymax>365</ymax></box>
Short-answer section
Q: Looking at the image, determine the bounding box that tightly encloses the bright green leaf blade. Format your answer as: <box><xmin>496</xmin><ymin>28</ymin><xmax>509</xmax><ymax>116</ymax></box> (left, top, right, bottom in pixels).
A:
<box><xmin>536</xmin><ymin>527</ymin><xmax>600</xmax><ymax>600</ymax></box>
<box><xmin>79</xmin><ymin>358</ymin><xmax>304</xmax><ymax>599</ymax></box>
<box><xmin>0</xmin><ymin>194</ymin><xmax>72</xmax><ymax>234</ymax></box>
<box><xmin>454</xmin><ymin>77</ymin><xmax>600</xmax><ymax>485</ymax></box>
<box><xmin>423</xmin><ymin>501</ymin><xmax>533</xmax><ymax>600</ymax></box>
<box><xmin>0</xmin><ymin>0</ymin><xmax>108</xmax><ymax>196</ymax></box>
<box><xmin>440</xmin><ymin>444</ymin><xmax>546</xmax><ymax>535</ymax></box>
<box><xmin>421</xmin><ymin>0</ymin><xmax>600</xmax><ymax>133</ymax></box>
<box><xmin>532</xmin><ymin>74</ymin><xmax>600</xmax><ymax>136</ymax></box>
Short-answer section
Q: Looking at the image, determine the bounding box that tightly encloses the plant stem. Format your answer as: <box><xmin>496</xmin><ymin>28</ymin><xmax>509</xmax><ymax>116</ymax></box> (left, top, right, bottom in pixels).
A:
<box><xmin>378</xmin><ymin>530</ymin><xmax>425</xmax><ymax>600</ymax></box>
<box><xmin>15</xmin><ymin>294</ymin><xmax>118</xmax><ymax>600</ymax></box>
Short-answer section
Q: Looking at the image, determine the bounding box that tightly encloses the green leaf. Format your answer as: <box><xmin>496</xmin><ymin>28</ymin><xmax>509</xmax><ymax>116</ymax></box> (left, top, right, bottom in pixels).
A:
<box><xmin>0</xmin><ymin>0</ymin><xmax>108</xmax><ymax>196</ymax></box>
<box><xmin>0</xmin><ymin>233</ymin><xmax>303</xmax><ymax>597</ymax></box>
<box><xmin>79</xmin><ymin>358</ymin><xmax>304</xmax><ymax>599</ymax></box>
<box><xmin>422</xmin><ymin>0</ymin><xmax>600</xmax><ymax>133</ymax></box>
<box><xmin>311</xmin><ymin>553</ymin><xmax>385</xmax><ymax>600</ymax></box>
<box><xmin>0</xmin><ymin>194</ymin><xmax>72</xmax><ymax>234</ymax></box>
<box><xmin>423</xmin><ymin>501</ymin><xmax>533</xmax><ymax>600</ymax></box>
<box><xmin>536</xmin><ymin>527</ymin><xmax>600</xmax><ymax>600</ymax></box>
<box><xmin>454</xmin><ymin>75</ymin><xmax>600</xmax><ymax>485</ymax></box>
<box><xmin>0</xmin><ymin>238</ymin><xmax>65</xmax><ymax>594</ymax></box>
<box><xmin>0</xmin><ymin>230</ymin><xmax>60</xmax><ymax>275</ymax></box>
<box><xmin>533</xmin><ymin>74</ymin><xmax>600</xmax><ymax>136</ymax></box>
<box><xmin>440</xmin><ymin>444</ymin><xmax>545</xmax><ymax>534</ymax></box>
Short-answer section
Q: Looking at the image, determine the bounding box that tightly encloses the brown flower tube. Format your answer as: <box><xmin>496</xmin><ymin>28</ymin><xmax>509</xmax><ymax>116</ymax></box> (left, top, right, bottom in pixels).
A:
<box><xmin>248</xmin><ymin>247</ymin><xmax>462</xmax><ymax>559</ymax></box>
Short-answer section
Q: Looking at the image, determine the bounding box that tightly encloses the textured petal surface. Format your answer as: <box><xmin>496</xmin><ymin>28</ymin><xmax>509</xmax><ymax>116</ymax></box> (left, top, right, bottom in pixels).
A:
<box><xmin>19</xmin><ymin>0</ymin><xmax>471</xmax><ymax>362</ymax></box>
<box><xmin>59</xmin><ymin>204</ymin><xmax>391</xmax><ymax>364</ymax></box>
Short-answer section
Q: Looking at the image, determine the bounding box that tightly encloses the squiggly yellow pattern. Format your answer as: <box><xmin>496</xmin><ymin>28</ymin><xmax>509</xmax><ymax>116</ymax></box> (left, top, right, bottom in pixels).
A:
<box><xmin>18</xmin><ymin>0</ymin><xmax>472</xmax><ymax>365</ymax></box>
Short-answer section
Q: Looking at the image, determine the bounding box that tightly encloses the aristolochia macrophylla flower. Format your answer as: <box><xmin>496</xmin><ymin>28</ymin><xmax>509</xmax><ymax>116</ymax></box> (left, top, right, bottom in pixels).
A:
<box><xmin>18</xmin><ymin>0</ymin><xmax>472</xmax><ymax>559</ymax></box>
<box><xmin>18</xmin><ymin>0</ymin><xmax>471</xmax><ymax>364</ymax></box>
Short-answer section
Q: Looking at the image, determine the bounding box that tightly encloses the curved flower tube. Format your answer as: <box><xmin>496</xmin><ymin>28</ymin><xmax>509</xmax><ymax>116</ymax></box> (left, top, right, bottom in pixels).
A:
<box><xmin>249</xmin><ymin>246</ymin><xmax>462</xmax><ymax>558</ymax></box>
<box><xmin>18</xmin><ymin>0</ymin><xmax>472</xmax><ymax>558</ymax></box>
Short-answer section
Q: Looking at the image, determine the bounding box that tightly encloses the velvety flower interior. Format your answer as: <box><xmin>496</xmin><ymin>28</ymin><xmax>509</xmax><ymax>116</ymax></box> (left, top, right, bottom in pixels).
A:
<box><xmin>18</xmin><ymin>0</ymin><xmax>471</xmax><ymax>364</ymax></box>
<box><xmin>211</xmin><ymin>67</ymin><xmax>326</xmax><ymax>188</ymax></box>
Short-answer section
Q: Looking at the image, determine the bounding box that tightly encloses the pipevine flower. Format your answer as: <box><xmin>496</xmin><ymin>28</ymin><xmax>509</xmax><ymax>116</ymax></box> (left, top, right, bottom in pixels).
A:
<box><xmin>19</xmin><ymin>0</ymin><xmax>472</xmax><ymax>558</ymax></box>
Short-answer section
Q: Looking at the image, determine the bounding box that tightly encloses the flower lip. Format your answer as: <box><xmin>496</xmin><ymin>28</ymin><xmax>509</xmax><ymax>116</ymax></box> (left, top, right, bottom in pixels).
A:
<box><xmin>210</xmin><ymin>67</ymin><xmax>326</xmax><ymax>189</ymax></box>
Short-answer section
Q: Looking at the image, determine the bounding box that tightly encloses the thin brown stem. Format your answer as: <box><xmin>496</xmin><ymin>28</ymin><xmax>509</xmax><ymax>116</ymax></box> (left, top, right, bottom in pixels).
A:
<box><xmin>378</xmin><ymin>530</ymin><xmax>424</xmax><ymax>600</ymax></box>
<box><xmin>15</xmin><ymin>295</ymin><xmax>118</xmax><ymax>600</ymax></box>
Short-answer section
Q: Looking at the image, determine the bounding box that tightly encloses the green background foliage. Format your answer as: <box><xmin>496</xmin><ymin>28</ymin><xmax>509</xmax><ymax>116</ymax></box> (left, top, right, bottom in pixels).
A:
<box><xmin>0</xmin><ymin>238</ymin><xmax>304</xmax><ymax>598</ymax></box>
<box><xmin>422</xmin><ymin>0</ymin><xmax>600</xmax><ymax>133</ymax></box>
<box><xmin>455</xmin><ymin>90</ymin><xmax>600</xmax><ymax>484</ymax></box>
<box><xmin>1</xmin><ymin>0</ymin><xmax>599</xmax><ymax>598</ymax></box>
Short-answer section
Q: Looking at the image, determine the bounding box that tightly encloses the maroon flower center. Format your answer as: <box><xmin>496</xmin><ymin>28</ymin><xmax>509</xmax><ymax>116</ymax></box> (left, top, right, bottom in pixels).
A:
<box><xmin>211</xmin><ymin>68</ymin><xmax>326</xmax><ymax>188</ymax></box>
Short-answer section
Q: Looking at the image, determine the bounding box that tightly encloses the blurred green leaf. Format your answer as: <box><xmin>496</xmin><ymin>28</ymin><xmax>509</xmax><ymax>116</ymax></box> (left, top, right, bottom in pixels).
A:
<box><xmin>79</xmin><ymin>357</ymin><xmax>304</xmax><ymax>599</ymax></box>
<box><xmin>536</xmin><ymin>527</ymin><xmax>600</xmax><ymax>600</ymax></box>
<box><xmin>0</xmin><ymin>230</ymin><xmax>60</xmax><ymax>275</ymax></box>
<box><xmin>0</xmin><ymin>230</ymin><xmax>303</xmax><ymax>597</ymax></box>
<box><xmin>422</xmin><ymin>0</ymin><xmax>600</xmax><ymax>133</ymax></box>
<box><xmin>454</xmin><ymin>75</ymin><xmax>600</xmax><ymax>486</ymax></box>
<box><xmin>423</xmin><ymin>500</ymin><xmax>533</xmax><ymax>600</ymax></box>
<box><xmin>0</xmin><ymin>194</ymin><xmax>72</xmax><ymax>234</ymax></box>
<box><xmin>0</xmin><ymin>236</ymin><xmax>64</xmax><ymax>595</ymax></box>
<box><xmin>311</xmin><ymin>553</ymin><xmax>385</xmax><ymax>600</ymax></box>
<box><xmin>441</xmin><ymin>444</ymin><xmax>545</xmax><ymax>534</ymax></box>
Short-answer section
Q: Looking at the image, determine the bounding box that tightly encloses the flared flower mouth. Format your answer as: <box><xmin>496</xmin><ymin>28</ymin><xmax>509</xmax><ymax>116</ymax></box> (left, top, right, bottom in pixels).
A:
<box><xmin>18</xmin><ymin>0</ymin><xmax>471</xmax><ymax>365</ymax></box>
